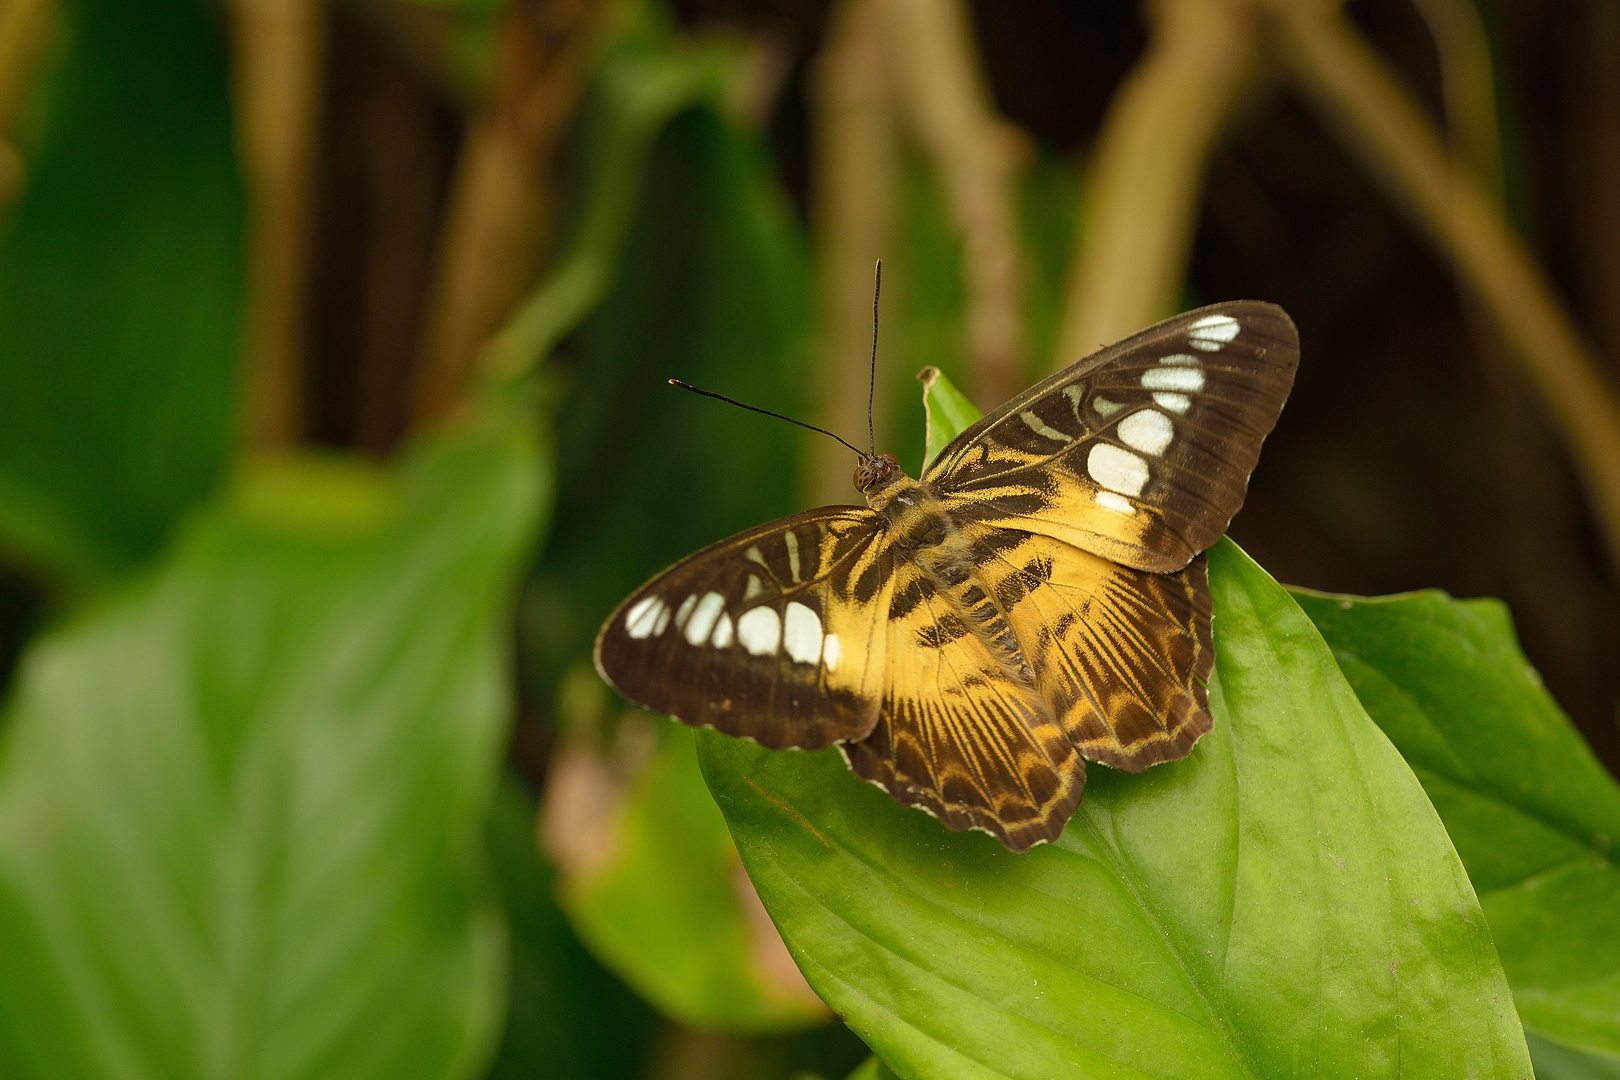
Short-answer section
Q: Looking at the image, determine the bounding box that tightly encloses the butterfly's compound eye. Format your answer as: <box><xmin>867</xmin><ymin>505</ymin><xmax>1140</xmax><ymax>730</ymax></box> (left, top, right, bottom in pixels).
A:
<box><xmin>854</xmin><ymin>452</ymin><xmax>900</xmax><ymax>495</ymax></box>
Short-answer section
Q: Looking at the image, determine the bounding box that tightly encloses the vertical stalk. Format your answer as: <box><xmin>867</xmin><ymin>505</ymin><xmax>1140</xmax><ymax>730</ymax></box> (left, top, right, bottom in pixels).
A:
<box><xmin>884</xmin><ymin>0</ymin><xmax>1027</xmax><ymax>406</ymax></box>
<box><xmin>229</xmin><ymin>0</ymin><xmax>327</xmax><ymax>452</ymax></box>
<box><xmin>808</xmin><ymin>0</ymin><xmax>899</xmax><ymax>505</ymax></box>
<box><xmin>1055</xmin><ymin>0</ymin><xmax>1260</xmax><ymax>369</ymax></box>
<box><xmin>0</xmin><ymin>0</ymin><xmax>52</xmax><ymax>210</ymax></box>
<box><xmin>414</xmin><ymin>0</ymin><xmax>598</xmax><ymax>425</ymax></box>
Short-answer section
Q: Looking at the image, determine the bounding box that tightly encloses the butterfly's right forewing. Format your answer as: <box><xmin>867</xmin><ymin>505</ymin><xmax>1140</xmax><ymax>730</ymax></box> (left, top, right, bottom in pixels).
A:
<box><xmin>927</xmin><ymin>301</ymin><xmax>1298</xmax><ymax>573</ymax></box>
<box><xmin>594</xmin><ymin>507</ymin><xmax>893</xmax><ymax>751</ymax></box>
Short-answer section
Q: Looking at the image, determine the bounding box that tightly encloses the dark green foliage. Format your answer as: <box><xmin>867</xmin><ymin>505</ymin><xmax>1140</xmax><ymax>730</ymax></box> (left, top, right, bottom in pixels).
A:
<box><xmin>0</xmin><ymin>0</ymin><xmax>242</xmax><ymax>582</ymax></box>
<box><xmin>526</xmin><ymin>102</ymin><xmax>812</xmax><ymax>709</ymax></box>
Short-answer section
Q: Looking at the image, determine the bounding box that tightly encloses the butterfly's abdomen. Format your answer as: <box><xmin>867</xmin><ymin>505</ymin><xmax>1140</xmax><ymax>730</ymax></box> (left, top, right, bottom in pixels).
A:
<box><xmin>880</xmin><ymin>479</ymin><xmax>1036</xmax><ymax>686</ymax></box>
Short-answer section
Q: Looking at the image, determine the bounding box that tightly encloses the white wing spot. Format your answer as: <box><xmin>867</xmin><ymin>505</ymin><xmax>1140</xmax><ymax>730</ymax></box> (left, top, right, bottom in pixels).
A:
<box><xmin>1088</xmin><ymin>443</ymin><xmax>1149</xmax><ymax>496</ymax></box>
<box><xmin>1154</xmin><ymin>391</ymin><xmax>1191</xmax><ymax>414</ymax></box>
<box><xmin>737</xmin><ymin>607</ymin><xmax>781</xmax><ymax>655</ymax></box>
<box><xmin>745</xmin><ymin>545</ymin><xmax>768</xmax><ymax>570</ymax></box>
<box><xmin>710</xmin><ymin>612</ymin><xmax>734</xmax><ymax>648</ymax></box>
<box><xmin>1160</xmin><ymin>352</ymin><xmax>1200</xmax><ymax>366</ymax></box>
<box><xmin>1142</xmin><ymin>366</ymin><xmax>1205</xmax><ymax>392</ymax></box>
<box><xmin>1062</xmin><ymin>384</ymin><xmax>1085</xmax><ymax>420</ymax></box>
<box><xmin>783</xmin><ymin>602</ymin><xmax>822</xmax><ymax>664</ymax></box>
<box><xmin>1117</xmin><ymin>409</ymin><xmax>1173</xmax><ymax>456</ymax></box>
<box><xmin>624</xmin><ymin>596</ymin><xmax>668</xmax><ymax>640</ymax></box>
<box><xmin>1020</xmin><ymin>409</ymin><xmax>1072</xmax><ymax>443</ymax></box>
<box><xmin>744</xmin><ymin>575</ymin><xmax>763</xmax><ymax>600</ymax></box>
<box><xmin>822</xmin><ymin>633</ymin><xmax>841</xmax><ymax>671</ymax></box>
<box><xmin>784</xmin><ymin>531</ymin><xmax>801</xmax><ymax>583</ymax></box>
<box><xmin>1095</xmin><ymin>491</ymin><xmax>1135</xmax><ymax>515</ymax></box>
<box><xmin>684</xmin><ymin>592</ymin><xmax>726</xmax><ymax>646</ymax></box>
<box><xmin>1092</xmin><ymin>397</ymin><xmax>1126</xmax><ymax>418</ymax></box>
<box><xmin>673</xmin><ymin>594</ymin><xmax>697</xmax><ymax>628</ymax></box>
<box><xmin>1188</xmin><ymin>314</ymin><xmax>1239</xmax><ymax>351</ymax></box>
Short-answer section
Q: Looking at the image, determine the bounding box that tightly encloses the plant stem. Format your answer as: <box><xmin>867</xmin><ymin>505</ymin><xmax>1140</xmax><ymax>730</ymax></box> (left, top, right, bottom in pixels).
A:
<box><xmin>1055</xmin><ymin>0</ymin><xmax>1260</xmax><ymax>370</ymax></box>
<box><xmin>413</xmin><ymin>0</ymin><xmax>599</xmax><ymax>426</ymax></box>
<box><xmin>885</xmin><ymin>0</ymin><xmax>1026</xmax><ymax>407</ymax></box>
<box><xmin>807</xmin><ymin>0</ymin><xmax>898</xmax><ymax>505</ymax></box>
<box><xmin>228</xmin><ymin>0</ymin><xmax>327</xmax><ymax>453</ymax></box>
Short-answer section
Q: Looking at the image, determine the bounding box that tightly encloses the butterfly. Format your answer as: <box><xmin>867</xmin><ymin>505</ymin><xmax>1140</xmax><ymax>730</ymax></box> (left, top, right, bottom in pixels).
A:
<box><xmin>594</xmin><ymin>301</ymin><xmax>1299</xmax><ymax>852</ymax></box>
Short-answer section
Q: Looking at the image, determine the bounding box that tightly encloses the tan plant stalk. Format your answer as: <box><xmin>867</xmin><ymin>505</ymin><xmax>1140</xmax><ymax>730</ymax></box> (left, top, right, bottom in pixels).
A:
<box><xmin>413</xmin><ymin>0</ymin><xmax>599</xmax><ymax>425</ymax></box>
<box><xmin>1407</xmin><ymin>0</ymin><xmax>1501</xmax><ymax>195</ymax></box>
<box><xmin>228</xmin><ymin>0</ymin><xmax>327</xmax><ymax>452</ymax></box>
<box><xmin>1054</xmin><ymin>0</ymin><xmax>1261</xmax><ymax>370</ymax></box>
<box><xmin>1271</xmin><ymin>6</ymin><xmax>1620</xmax><ymax>574</ymax></box>
<box><xmin>0</xmin><ymin>0</ymin><xmax>52</xmax><ymax>210</ymax></box>
<box><xmin>808</xmin><ymin>0</ymin><xmax>899</xmax><ymax>506</ymax></box>
<box><xmin>884</xmin><ymin>0</ymin><xmax>1026</xmax><ymax>406</ymax></box>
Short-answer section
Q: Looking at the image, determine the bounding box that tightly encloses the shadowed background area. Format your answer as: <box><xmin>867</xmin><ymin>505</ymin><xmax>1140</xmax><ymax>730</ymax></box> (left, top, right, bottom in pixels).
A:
<box><xmin>0</xmin><ymin>0</ymin><xmax>1617</xmax><ymax>1078</ymax></box>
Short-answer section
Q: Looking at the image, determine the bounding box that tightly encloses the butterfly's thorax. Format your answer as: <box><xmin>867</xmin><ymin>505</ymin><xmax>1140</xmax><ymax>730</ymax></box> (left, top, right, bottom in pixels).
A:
<box><xmin>867</xmin><ymin>471</ymin><xmax>1035</xmax><ymax>685</ymax></box>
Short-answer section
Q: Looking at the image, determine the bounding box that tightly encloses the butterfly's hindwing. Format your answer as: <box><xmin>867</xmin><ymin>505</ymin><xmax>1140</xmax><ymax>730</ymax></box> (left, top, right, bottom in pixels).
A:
<box><xmin>843</xmin><ymin>552</ymin><xmax>1085</xmax><ymax>853</ymax></box>
<box><xmin>593</xmin><ymin>508</ymin><xmax>892</xmax><ymax>750</ymax></box>
<box><xmin>971</xmin><ymin>527</ymin><xmax>1214</xmax><ymax>771</ymax></box>
<box><xmin>845</xmin><ymin>523</ymin><xmax>1212</xmax><ymax>852</ymax></box>
<box><xmin>927</xmin><ymin>301</ymin><xmax>1298</xmax><ymax>573</ymax></box>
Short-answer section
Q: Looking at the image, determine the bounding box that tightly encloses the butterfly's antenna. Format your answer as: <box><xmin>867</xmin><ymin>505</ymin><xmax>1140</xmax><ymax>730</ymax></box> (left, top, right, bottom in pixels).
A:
<box><xmin>668</xmin><ymin>379</ymin><xmax>866</xmax><ymax>459</ymax></box>
<box><xmin>868</xmin><ymin>259</ymin><xmax>882</xmax><ymax>456</ymax></box>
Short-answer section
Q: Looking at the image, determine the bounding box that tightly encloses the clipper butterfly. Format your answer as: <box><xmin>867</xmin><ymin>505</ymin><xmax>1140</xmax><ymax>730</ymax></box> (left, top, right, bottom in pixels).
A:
<box><xmin>595</xmin><ymin>302</ymin><xmax>1299</xmax><ymax>851</ymax></box>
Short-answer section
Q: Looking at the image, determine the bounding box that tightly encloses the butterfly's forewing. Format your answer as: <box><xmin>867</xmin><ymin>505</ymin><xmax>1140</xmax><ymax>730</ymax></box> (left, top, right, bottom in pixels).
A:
<box><xmin>594</xmin><ymin>507</ymin><xmax>892</xmax><ymax>750</ymax></box>
<box><xmin>927</xmin><ymin>301</ymin><xmax>1298</xmax><ymax>573</ymax></box>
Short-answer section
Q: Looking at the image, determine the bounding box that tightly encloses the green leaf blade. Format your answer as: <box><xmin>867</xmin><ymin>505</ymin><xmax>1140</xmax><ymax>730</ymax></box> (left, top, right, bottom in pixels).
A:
<box><xmin>1293</xmin><ymin>587</ymin><xmax>1620</xmax><ymax>1059</ymax></box>
<box><xmin>699</xmin><ymin>541</ymin><xmax>1531</xmax><ymax>1079</ymax></box>
<box><xmin>917</xmin><ymin>367</ymin><xmax>982</xmax><ymax>470</ymax></box>
<box><xmin>0</xmin><ymin>412</ymin><xmax>546</xmax><ymax>1080</ymax></box>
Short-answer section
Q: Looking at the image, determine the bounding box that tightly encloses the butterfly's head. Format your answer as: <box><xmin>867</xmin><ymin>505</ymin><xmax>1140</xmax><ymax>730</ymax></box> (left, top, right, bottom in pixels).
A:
<box><xmin>854</xmin><ymin>452</ymin><xmax>902</xmax><ymax>498</ymax></box>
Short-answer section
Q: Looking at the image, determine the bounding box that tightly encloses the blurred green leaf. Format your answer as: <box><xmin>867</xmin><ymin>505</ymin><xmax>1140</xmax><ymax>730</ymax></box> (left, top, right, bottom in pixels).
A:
<box><xmin>0</xmin><ymin>399</ymin><xmax>546</xmax><ymax>1080</ymax></box>
<box><xmin>485</xmin><ymin>773</ymin><xmax>659</xmax><ymax>1080</ymax></box>
<box><xmin>1529</xmin><ymin>1033</ymin><xmax>1620</xmax><ymax>1080</ymax></box>
<box><xmin>917</xmin><ymin>366</ymin><xmax>981</xmax><ymax>470</ymax></box>
<box><xmin>1291</xmin><ymin>587</ymin><xmax>1620</xmax><ymax>1059</ymax></box>
<box><xmin>1017</xmin><ymin>154</ymin><xmax>1082</xmax><ymax>372</ymax></box>
<box><xmin>698</xmin><ymin>540</ymin><xmax>1530</xmax><ymax>1079</ymax></box>
<box><xmin>0</xmin><ymin>0</ymin><xmax>242</xmax><ymax>582</ymax></box>
<box><xmin>554</xmin><ymin>727</ymin><xmax>829</xmax><ymax>1032</ymax></box>
<box><xmin>843</xmin><ymin>1056</ymin><xmax>901</xmax><ymax>1080</ymax></box>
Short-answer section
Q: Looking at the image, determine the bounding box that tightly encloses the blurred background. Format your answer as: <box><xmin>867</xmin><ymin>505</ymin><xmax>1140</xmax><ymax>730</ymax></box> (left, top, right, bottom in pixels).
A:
<box><xmin>0</xmin><ymin>0</ymin><xmax>1617</xmax><ymax>1077</ymax></box>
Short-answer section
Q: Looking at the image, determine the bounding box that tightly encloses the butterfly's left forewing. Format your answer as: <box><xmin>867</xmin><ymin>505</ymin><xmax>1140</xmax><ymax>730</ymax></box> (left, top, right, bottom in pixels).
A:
<box><xmin>594</xmin><ymin>507</ymin><xmax>892</xmax><ymax>750</ymax></box>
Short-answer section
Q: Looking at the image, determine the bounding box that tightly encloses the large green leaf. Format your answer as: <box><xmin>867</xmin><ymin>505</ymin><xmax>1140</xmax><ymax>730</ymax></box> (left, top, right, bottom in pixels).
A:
<box><xmin>0</xmin><ymin>399</ymin><xmax>545</xmax><ymax>1080</ymax></box>
<box><xmin>1292</xmin><ymin>587</ymin><xmax>1620</xmax><ymax>1059</ymax></box>
<box><xmin>0</xmin><ymin>0</ymin><xmax>242</xmax><ymax>582</ymax></box>
<box><xmin>698</xmin><ymin>532</ymin><xmax>1530</xmax><ymax>1077</ymax></box>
